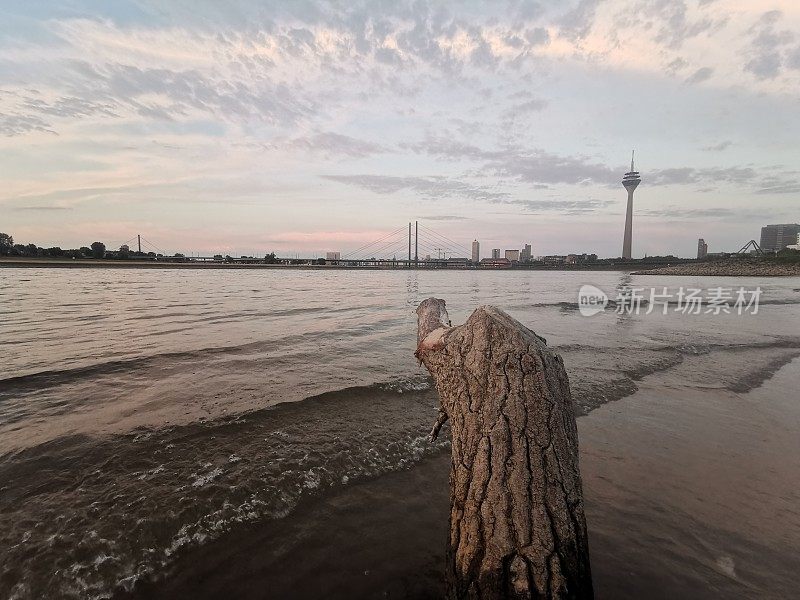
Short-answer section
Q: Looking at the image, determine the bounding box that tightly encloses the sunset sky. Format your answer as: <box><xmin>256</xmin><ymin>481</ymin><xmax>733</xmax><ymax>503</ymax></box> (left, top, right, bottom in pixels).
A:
<box><xmin>2</xmin><ymin>0</ymin><xmax>799</xmax><ymax>258</ymax></box>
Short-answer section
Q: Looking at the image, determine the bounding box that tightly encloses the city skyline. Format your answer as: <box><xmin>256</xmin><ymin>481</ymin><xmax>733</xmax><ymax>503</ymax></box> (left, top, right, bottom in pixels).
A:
<box><xmin>2</xmin><ymin>1</ymin><xmax>799</xmax><ymax>257</ymax></box>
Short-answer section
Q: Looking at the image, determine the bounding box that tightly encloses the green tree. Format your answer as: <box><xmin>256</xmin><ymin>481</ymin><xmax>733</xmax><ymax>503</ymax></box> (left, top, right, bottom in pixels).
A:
<box><xmin>90</xmin><ymin>241</ymin><xmax>106</xmax><ymax>259</ymax></box>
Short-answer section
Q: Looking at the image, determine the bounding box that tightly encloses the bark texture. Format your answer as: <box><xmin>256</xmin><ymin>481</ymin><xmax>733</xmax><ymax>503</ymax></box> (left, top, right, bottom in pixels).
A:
<box><xmin>415</xmin><ymin>298</ymin><xmax>593</xmax><ymax>600</ymax></box>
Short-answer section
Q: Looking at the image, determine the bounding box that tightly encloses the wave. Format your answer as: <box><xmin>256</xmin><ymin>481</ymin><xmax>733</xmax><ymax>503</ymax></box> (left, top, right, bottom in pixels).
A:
<box><xmin>0</xmin><ymin>380</ymin><xmax>443</xmax><ymax>600</ymax></box>
<box><xmin>561</xmin><ymin>339</ymin><xmax>800</xmax><ymax>414</ymax></box>
<box><xmin>0</xmin><ymin>317</ymin><xmax>408</xmax><ymax>394</ymax></box>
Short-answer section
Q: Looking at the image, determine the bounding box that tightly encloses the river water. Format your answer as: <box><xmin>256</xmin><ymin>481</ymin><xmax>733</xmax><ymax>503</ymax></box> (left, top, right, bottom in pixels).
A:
<box><xmin>1</xmin><ymin>267</ymin><xmax>799</xmax><ymax>598</ymax></box>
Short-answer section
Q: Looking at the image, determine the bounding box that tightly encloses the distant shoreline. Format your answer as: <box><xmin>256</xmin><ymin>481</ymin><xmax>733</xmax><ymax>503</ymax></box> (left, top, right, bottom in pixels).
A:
<box><xmin>5</xmin><ymin>257</ymin><xmax>799</xmax><ymax>275</ymax></box>
<box><xmin>0</xmin><ymin>257</ymin><xmax>651</xmax><ymax>271</ymax></box>
<box><xmin>634</xmin><ymin>259</ymin><xmax>800</xmax><ymax>277</ymax></box>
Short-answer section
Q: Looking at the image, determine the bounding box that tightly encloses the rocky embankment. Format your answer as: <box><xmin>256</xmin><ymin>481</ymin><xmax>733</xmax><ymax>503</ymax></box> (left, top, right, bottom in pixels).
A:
<box><xmin>634</xmin><ymin>259</ymin><xmax>800</xmax><ymax>277</ymax></box>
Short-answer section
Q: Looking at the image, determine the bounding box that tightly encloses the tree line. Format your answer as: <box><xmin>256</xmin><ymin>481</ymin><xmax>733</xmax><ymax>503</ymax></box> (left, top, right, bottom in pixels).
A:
<box><xmin>0</xmin><ymin>233</ymin><xmax>149</xmax><ymax>260</ymax></box>
<box><xmin>0</xmin><ymin>233</ymin><xmax>295</xmax><ymax>263</ymax></box>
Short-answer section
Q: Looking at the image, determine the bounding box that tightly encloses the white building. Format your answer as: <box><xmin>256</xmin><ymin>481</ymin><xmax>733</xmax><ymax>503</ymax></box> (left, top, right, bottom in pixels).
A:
<box><xmin>471</xmin><ymin>240</ymin><xmax>480</xmax><ymax>263</ymax></box>
<box><xmin>326</xmin><ymin>251</ymin><xmax>341</xmax><ymax>261</ymax></box>
<box><xmin>505</xmin><ymin>249</ymin><xmax>520</xmax><ymax>262</ymax></box>
<box><xmin>521</xmin><ymin>244</ymin><xmax>532</xmax><ymax>262</ymax></box>
<box><xmin>491</xmin><ymin>248</ymin><xmax>501</xmax><ymax>259</ymax></box>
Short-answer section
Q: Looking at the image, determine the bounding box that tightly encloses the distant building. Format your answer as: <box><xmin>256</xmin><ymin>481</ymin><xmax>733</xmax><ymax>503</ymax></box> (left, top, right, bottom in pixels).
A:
<box><xmin>566</xmin><ymin>254</ymin><xmax>578</xmax><ymax>264</ymax></box>
<box><xmin>505</xmin><ymin>249</ymin><xmax>520</xmax><ymax>262</ymax></box>
<box><xmin>521</xmin><ymin>244</ymin><xmax>532</xmax><ymax>262</ymax></box>
<box><xmin>697</xmin><ymin>238</ymin><xmax>708</xmax><ymax>259</ymax></box>
<box><xmin>542</xmin><ymin>255</ymin><xmax>567</xmax><ymax>264</ymax></box>
<box><xmin>480</xmin><ymin>257</ymin><xmax>511</xmax><ymax>268</ymax></box>
<box><xmin>760</xmin><ymin>224</ymin><xmax>800</xmax><ymax>252</ymax></box>
<box><xmin>471</xmin><ymin>239</ymin><xmax>480</xmax><ymax>263</ymax></box>
<box><xmin>119</xmin><ymin>244</ymin><xmax>129</xmax><ymax>252</ymax></box>
<box><xmin>446</xmin><ymin>257</ymin><xmax>470</xmax><ymax>268</ymax></box>
<box><xmin>491</xmin><ymin>248</ymin><xmax>501</xmax><ymax>259</ymax></box>
<box><xmin>326</xmin><ymin>251</ymin><xmax>341</xmax><ymax>261</ymax></box>
<box><xmin>786</xmin><ymin>233</ymin><xmax>800</xmax><ymax>251</ymax></box>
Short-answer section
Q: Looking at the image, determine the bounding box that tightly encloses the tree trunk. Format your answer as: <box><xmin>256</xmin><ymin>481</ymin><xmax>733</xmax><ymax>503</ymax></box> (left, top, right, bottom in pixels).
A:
<box><xmin>415</xmin><ymin>298</ymin><xmax>593</xmax><ymax>600</ymax></box>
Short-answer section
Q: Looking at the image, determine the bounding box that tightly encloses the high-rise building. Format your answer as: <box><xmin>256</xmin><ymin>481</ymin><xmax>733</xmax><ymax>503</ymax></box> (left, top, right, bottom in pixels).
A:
<box><xmin>621</xmin><ymin>151</ymin><xmax>641</xmax><ymax>259</ymax></box>
<box><xmin>492</xmin><ymin>248</ymin><xmax>501</xmax><ymax>259</ymax></box>
<box><xmin>471</xmin><ymin>239</ymin><xmax>480</xmax><ymax>263</ymax></box>
<box><xmin>697</xmin><ymin>239</ymin><xmax>708</xmax><ymax>259</ymax></box>
<box><xmin>521</xmin><ymin>244</ymin><xmax>532</xmax><ymax>262</ymax></box>
<box><xmin>760</xmin><ymin>224</ymin><xmax>800</xmax><ymax>252</ymax></box>
<box><xmin>505</xmin><ymin>249</ymin><xmax>520</xmax><ymax>262</ymax></box>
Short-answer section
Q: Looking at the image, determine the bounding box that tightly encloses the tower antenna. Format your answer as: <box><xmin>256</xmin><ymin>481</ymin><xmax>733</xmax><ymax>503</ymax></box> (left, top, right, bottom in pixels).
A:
<box><xmin>631</xmin><ymin>149</ymin><xmax>635</xmax><ymax>172</ymax></box>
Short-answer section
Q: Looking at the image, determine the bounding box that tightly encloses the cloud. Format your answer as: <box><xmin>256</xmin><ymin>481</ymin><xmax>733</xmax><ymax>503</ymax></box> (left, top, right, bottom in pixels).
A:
<box><xmin>420</xmin><ymin>215</ymin><xmax>470</xmax><ymax>221</ymax></box>
<box><xmin>685</xmin><ymin>66</ymin><xmax>713</xmax><ymax>85</ymax></box>
<box><xmin>755</xmin><ymin>181</ymin><xmax>800</xmax><ymax>195</ymax></box>
<box><xmin>507</xmin><ymin>198</ymin><xmax>614</xmax><ymax>214</ymax></box>
<box><xmin>744</xmin><ymin>52</ymin><xmax>782</xmax><ymax>80</ymax></box>
<box><xmin>403</xmin><ymin>136</ymin><xmax>619</xmax><ymax>186</ymax></box>
<box><xmin>22</xmin><ymin>96</ymin><xmax>118</xmax><ymax>119</ymax></box>
<box><xmin>401</xmin><ymin>134</ymin><xmax>800</xmax><ymax>196</ymax></box>
<box><xmin>702</xmin><ymin>140</ymin><xmax>733</xmax><ymax>152</ymax></box>
<box><xmin>639</xmin><ymin>206</ymin><xmax>736</xmax><ymax>218</ymax></box>
<box><xmin>665</xmin><ymin>57</ymin><xmax>689</xmax><ymax>74</ymax></box>
<box><xmin>320</xmin><ymin>172</ymin><xmax>617</xmax><ymax>215</ymax></box>
<box><xmin>283</xmin><ymin>132</ymin><xmax>390</xmax><ymax>157</ymax></box>
<box><xmin>558</xmin><ymin>0</ymin><xmax>602</xmax><ymax>42</ymax></box>
<box><xmin>320</xmin><ymin>174</ymin><xmax>511</xmax><ymax>202</ymax></box>
<box><xmin>742</xmin><ymin>10</ymin><xmax>796</xmax><ymax>80</ymax></box>
<box><xmin>649</xmin><ymin>165</ymin><xmax>800</xmax><ymax>194</ymax></box>
<box><xmin>787</xmin><ymin>46</ymin><xmax>800</xmax><ymax>70</ymax></box>
<box><xmin>502</xmin><ymin>97</ymin><xmax>548</xmax><ymax>119</ymax></box>
<box><xmin>0</xmin><ymin>113</ymin><xmax>56</xmax><ymax>136</ymax></box>
<box><xmin>1</xmin><ymin>57</ymin><xmax>319</xmax><ymax>136</ymax></box>
<box><xmin>11</xmin><ymin>205</ymin><xmax>73</xmax><ymax>211</ymax></box>
<box><xmin>637</xmin><ymin>0</ymin><xmax>725</xmax><ymax>50</ymax></box>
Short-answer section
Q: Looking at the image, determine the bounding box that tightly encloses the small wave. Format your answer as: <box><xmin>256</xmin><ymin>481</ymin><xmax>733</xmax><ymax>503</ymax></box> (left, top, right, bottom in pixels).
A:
<box><xmin>0</xmin><ymin>380</ymin><xmax>447</xmax><ymax>600</ymax></box>
<box><xmin>0</xmin><ymin>321</ymin><xmax>407</xmax><ymax>393</ymax></box>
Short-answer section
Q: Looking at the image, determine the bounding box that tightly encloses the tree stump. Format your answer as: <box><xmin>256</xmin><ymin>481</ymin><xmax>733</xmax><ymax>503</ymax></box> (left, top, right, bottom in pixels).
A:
<box><xmin>415</xmin><ymin>298</ymin><xmax>593</xmax><ymax>600</ymax></box>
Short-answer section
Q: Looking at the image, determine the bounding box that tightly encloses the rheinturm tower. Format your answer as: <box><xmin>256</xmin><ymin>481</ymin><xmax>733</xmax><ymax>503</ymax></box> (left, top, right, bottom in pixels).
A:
<box><xmin>621</xmin><ymin>150</ymin><xmax>641</xmax><ymax>259</ymax></box>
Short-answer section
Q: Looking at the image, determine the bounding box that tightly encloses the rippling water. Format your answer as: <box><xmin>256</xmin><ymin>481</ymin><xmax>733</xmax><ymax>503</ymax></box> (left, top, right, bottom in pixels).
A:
<box><xmin>1</xmin><ymin>267</ymin><xmax>799</xmax><ymax>599</ymax></box>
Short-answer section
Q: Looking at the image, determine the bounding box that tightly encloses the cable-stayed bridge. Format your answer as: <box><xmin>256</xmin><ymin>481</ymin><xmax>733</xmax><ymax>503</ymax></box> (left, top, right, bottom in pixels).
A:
<box><xmin>107</xmin><ymin>222</ymin><xmax>476</xmax><ymax>268</ymax></box>
<box><xmin>340</xmin><ymin>221</ymin><xmax>472</xmax><ymax>264</ymax></box>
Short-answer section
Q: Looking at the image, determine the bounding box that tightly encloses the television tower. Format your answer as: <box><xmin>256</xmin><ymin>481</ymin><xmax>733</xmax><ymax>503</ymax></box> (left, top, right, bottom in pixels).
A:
<box><xmin>621</xmin><ymin>150</ymin><xmax>641</xmax><ymax>260</ymax></box>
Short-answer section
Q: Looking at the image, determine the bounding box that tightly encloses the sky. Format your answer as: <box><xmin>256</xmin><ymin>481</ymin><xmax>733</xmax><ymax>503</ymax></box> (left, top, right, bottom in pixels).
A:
<box><xmin>1</xmin><ymin>0</ymin><xmax>799</xmax><ymax>258</ymax></box>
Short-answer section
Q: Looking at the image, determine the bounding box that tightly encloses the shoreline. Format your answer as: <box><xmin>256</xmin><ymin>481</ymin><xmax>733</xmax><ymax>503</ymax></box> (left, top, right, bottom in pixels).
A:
<box><xmin>1</xmin><ymin>257</ymin><xmax>664</xmax><ymax>272</ymax></box>
<box><xmin>633</xmin><ymin>259</ymin><xmax>800</xmax><ymax>277</ymax></box>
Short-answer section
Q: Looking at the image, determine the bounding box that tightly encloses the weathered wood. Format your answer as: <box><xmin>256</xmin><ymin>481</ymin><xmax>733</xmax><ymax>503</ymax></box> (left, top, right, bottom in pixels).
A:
<box><xmin>415</xmin><ymin>298</ymin><xmax>593</xmax><ymax>600</ymax></box>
